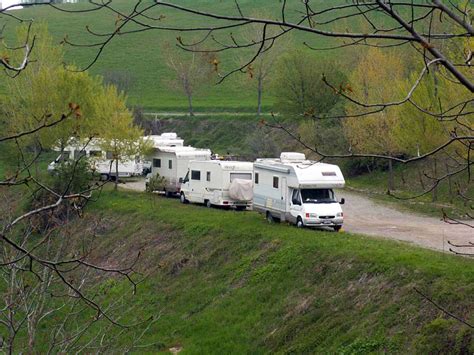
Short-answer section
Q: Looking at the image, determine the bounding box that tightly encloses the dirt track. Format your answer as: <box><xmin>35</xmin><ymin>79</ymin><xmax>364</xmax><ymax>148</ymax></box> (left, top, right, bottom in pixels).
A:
<box><xmin>340</xmin><ymin>190</ymin><xmax>473</xmax><ymax>253</ymax></box>
<box><xmin>121</xmin><ymin>180</ymin><xmax>473</xmax><ymax>253</ymax></box>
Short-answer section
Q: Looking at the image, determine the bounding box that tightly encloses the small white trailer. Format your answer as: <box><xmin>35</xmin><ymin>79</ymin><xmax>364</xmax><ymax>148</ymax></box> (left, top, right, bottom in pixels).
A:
<box><xmin>150</xmin><ymin>146</ymin><xmax>212</xmax><ymax>195</ymax></box>
<box><xmin>47</xmin><ymin>138</ymin><xmax>145</xmax><ymax>178</ymax></box>
<box><xmin>180</xmin><ymin>160</ymin><xmax>254</xmax><ymax>209</ymax></box>
<box><xmin>253</xmin><ymin>152</ymin><xmax>345</xmax><ymax>231</ymax></box>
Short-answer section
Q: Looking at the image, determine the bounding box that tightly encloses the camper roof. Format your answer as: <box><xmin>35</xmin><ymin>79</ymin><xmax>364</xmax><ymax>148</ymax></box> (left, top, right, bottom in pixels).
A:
<box><xmin>190</xmin><ymin>160</ymin><xmax>253</xmax><ymax>170</ymax></box>
<box><xmin>255</xmin><ymin>153</ymin><xmax>345</xmax><ymax>188</ymax></box>
<box><xmin>146</xmin><ymin>133</ymin><xmax>184</xmax><ymax>148</ymax></box>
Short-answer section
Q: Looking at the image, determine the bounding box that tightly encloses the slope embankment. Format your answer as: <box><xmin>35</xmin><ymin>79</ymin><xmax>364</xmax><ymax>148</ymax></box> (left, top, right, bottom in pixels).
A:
<box><xmin>73</xmin><ymin>190</ymin><xmax>473</xmax><ymax>353</ymax></box>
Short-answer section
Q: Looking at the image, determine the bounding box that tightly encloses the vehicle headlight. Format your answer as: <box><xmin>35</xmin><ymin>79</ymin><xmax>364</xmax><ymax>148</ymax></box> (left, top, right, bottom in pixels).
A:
<box><xmin>305</xmin><ymin>213</ymin><xmax>318</xmax><ymax>218</ymax></box>
<box><xmin>336</xmin><ymin>212</ymin><xmax>343</xmax><ymax>217</ymax></box>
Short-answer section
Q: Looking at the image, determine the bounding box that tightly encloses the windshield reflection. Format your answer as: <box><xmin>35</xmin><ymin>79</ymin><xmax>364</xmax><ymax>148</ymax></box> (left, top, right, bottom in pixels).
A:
<box><xmin>301</xmin><ymin>188</ymin><xmax>336</xmax><ymax>204</ymax></box>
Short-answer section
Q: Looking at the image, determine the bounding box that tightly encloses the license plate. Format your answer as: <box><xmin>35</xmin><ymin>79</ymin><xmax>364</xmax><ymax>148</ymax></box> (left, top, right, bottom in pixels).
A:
<box><xmin>323</xmin><ymin>220</ymin><xmax>332</xmax><ymax>224</ymax></box>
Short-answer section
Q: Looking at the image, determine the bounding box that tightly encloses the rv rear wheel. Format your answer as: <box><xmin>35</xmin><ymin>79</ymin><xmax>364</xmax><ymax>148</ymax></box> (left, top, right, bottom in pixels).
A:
<box><xmin>180</xmin><ymin>193</ymin><xmax>188</xmax><ymax>204</ymax></box>
<box><xmin>296</xmin><ymin>217</ymin><xmax>304</xmax><ymax>228</ymax></box>
<box><xmin>205</xmin><ymin>200</ymin><xmax>212</xmax><ymax>208</ymax></box>
<box><xmin>266</xmin><ymin>211</ymin><xmax>274</xmax><ymax>223</ymax></box>
<box><xmin>100</xmin><ymin>174</ymin><xmax>109</xmax><ymax>181</ymax></box>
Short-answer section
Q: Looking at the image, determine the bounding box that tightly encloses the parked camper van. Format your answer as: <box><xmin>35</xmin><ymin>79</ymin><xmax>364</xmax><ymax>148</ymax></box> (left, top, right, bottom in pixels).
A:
<box><xmin>180</xmin><ymin>160</ymin><xmax>253</xmax><ymax>209</ymax></box>
<box><xmin>47</xmin><ymin>138</ymin><xmax>145</xmax><ymax>178</ymax></box>
<box><xmin>253</xmin><ymin>152</ymin><xmax>345</xmax><ymax>231</ymax></box>
<box><xmin>150</xmin><ymin>146</ymin><xmax>212</xmax><ymax>195</ymax></box>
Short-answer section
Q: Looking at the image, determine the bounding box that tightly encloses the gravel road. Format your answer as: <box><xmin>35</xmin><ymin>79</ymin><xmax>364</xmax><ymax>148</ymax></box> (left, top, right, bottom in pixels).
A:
<box><xmin>120</xmin><ymin>180</ymin><xmax>473</xmax><ymax>253</ymax></box>
<box><xmin>339</xmin><ymin>190</ymin><xmax>473</xmax><ymax>253</ymax></box>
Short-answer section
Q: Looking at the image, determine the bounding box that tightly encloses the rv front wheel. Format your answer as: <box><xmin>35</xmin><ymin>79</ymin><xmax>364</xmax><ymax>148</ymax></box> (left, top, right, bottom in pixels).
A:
<box><xmin>205</xmin><ymin>200</ymin><xmax>212</xmax><ymax>208</ymax></box>
<box><xmin>180</xmin><ymin>193</ymin><xmax>188</xmax><ymax>204</ymax></box>
<box><xmin>334</xmin><ymin>225</ymin><xmax>342</xmax><ymax>232</ymax></box>
<box><xmin>296</xmin><ymin>217</ymin><xmax>304</xmax><ymax>228</ymax></box>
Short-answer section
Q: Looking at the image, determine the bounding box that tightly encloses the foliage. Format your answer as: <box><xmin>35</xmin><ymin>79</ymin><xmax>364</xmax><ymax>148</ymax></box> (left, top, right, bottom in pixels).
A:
<box><xmin>271</xmin><ymin>49</ymin><xmax>346</xmax><ymax>116</ymax></box>
<box><xmin>146</xmin><ymin>173</ymin><xmax>166</xmax><ymax>193</ymax></box>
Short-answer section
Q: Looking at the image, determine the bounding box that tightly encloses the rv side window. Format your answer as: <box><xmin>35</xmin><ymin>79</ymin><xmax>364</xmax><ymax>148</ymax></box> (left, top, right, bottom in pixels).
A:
<box><xmin>191</xmin><ymin>170</ymin><xmax>201</xmax><ymax>180</ymax></box>
<box><xmin>106</xmin><ymin>151</ymin><xmax>114</xmax><ymax>160</ymax></box>
<box><xmin>89</xmin><ymin>150</ymin><xmax>102</xmax><ymax>158</ymax></box>
<box><xmin>230</xmin><ymin>173</ymin><xmax>252</xmax><ymax>182</ymax></box>
<box><xmin>183</xmin><ymin>171</ymin><xmax>189</xmax><ymax>183</ymax></box>
<box><xmin>206</xmin><ymin>171</ymin><xmax>211</xmax><ymax>181</ymax></box>
<box><xmin>292</xmin><ymin>190</ymin><xmax>302</xmax><ymax>205</ymax></box>
<box><xmin>74</xmin><ymin>150</ymin><xmax>87</xmax><ymax>160</ymax></box>
<box><xmin>254</xmin><ymin>173</ymin><xmax>259</xmax><ymax>184</ymax></box>
<box><xmin>168</xmin><ymin>160</ymin><xmax>172</xmax><ymax>169</ymax></box>
<box><xmin>273</xmin><ymin>176</ymin><xmax>279</xmax><ymax>189</ymax></box>
<box><xmin>153</xmin><ymin>159</ymin><xmax>161</xmax><ymax>168</ymax></box>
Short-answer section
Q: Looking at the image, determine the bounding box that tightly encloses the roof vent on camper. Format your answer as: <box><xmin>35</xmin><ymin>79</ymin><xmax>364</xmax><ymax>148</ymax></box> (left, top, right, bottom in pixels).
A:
<box><xmin>280</xmin><ymin>152</ymin><xmax>306</xmax><ymax>162</ymax></box>
<box><xmin>161</xmin><ymin>132</ymin><xmax>178</xmax><ymax>139</ymax></box>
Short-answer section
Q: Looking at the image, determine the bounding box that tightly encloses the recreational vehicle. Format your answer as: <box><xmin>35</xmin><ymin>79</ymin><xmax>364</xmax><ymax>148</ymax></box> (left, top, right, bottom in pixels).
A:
<box><xmin>47</xmin><ymin>138</ymin><xmax>146</xmax><ymax>178</ymax></box>
<box><xmin>150</xmin><ymin>146</ymin><xmax>212</xmax><ymax>195</ymax></box>
<box><xmin>253</xmin><ymin>152</ymin><xmax>345</xmax><ymax>231</ymax></box>
<box><xmin>180</xmin><ymin>160</ymin><xmax>253</xmax><ymax>209</ymax></box>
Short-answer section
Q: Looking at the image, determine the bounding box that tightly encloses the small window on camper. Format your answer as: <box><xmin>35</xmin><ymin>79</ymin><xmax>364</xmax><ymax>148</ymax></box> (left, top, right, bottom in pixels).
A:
<box><xmin>206</xmin><ymin>171</ymin><xmax>211</xmax><ymax>181</ymax></box>
<box><xmin>153</xmin><ymin>159</ymin><xmax>161</xmax><ymax>168</ymax></box>
<box><xmin>254</xmin><ymin>173</ymin><xmax>259</xmax><ymax>184</ymax></box>
<box><xmin>58</xmin><ymin>151</ymin><xmax>70</xmax><ymax>162</ymax></box>
<box><xmin>168</xmin><ymin>160</ymin><xmax>172</xmax><ymax>169</ymax></box>
<box><xmin>191</xmin><ymin>170</ymin><xmax>201</xmax><ymax>180</ymax></box>
<box><xmin>230</xmin><ymin>173</ymin><xmax>252</xmax><ymax>182</ymax></box>
<box><xmin>273</xmin><ymin>176</ymin><xmax>279</xmax><ymax>189</ymax></box>
<box><xmin>74</xmin><ymin>150</ymin><xmax>87</xmax><ymax>160</ymax></box>
<box><xmin>106</xmin><ymin>151</ymin><xmax>114</xmax><ymax>160</ymax></box>
<box><xmin>89</xmin><ymin>150</ymin><xmax>102</xmax><ymax>158</ymax></box>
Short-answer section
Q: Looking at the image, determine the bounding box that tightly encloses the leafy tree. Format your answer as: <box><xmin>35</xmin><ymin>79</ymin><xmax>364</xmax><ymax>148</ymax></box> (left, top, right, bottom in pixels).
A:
<box><xmin>272</xmin><ymin>50</ymin><xmax>346</xmax><ymax>116</ymax></box>
<box><xmin>94</xmin><ymin>84</ymin><xmax>148</xmax><ymax>190</ymax></box>
<box><xmin>343</xmin><ymin>48</ymin><xmax>406</xmax><ymax>192</ymax></box>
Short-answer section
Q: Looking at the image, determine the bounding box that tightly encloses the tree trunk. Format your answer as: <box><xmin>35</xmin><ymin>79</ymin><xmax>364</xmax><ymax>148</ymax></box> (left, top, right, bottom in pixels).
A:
<box><xmin>388</xmin><ymin>159</ymin><xmax>394</xmax><ymax>192</ymax></box>
<box><xmin>431</xmin><ymin>158</ymin><xmax>438</xmax><ymax>202</ymax></box>
<box><xmin>418</xmin><ymin>166</ymin><xmax>425</xmax><ymax>190</ymax></box>
<box><xmin>114</xmin><ymin>158</ymin><xmax>119</xmax><ymax>191</ymax></box>
<box><xmin>445</xmin><ymin>160</ymin><xmax>453</xmax><ymax>203</ymax></box>
<box><xmin>257</xmin><ymin>75</ymin><xmax>263</xmax><ymax>116</ymax></box>
<box><xmin>187</xmin><ymin>93</ymin><xmax>194</xmax><ymax>116</ymax></box>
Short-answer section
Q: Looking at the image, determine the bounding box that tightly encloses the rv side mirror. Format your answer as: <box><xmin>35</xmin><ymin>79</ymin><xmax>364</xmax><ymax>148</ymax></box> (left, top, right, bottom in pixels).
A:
<box><xmin>179</xmin><ymin>178</ymin><xmax>183</xmax><ymax>183</ymax></box>
<box><xmin>340</xmin><ymin>198</ymin><xmax>345</xmax><ymax>205</ymax></box>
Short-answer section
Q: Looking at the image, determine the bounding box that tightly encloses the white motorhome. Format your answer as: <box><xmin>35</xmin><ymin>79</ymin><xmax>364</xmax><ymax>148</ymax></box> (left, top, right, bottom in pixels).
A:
<box><xmin>180</xmin><ymin>160</ymin><xmax>253</xmax><ymax>209</ymax></box>
<box><xmin>253</xmin><ymin>152</ymin><xmax>345</xmax><ymax>231</ymax></box>
<box><xmin>47</xmin><ymin>138</ymin><xmax>145</xmax><ymax>178</ymax></box>
<box><xmin>150</xmin><ymin>146</ymin><xmax>212</xmax><ymax>195</ymax></box>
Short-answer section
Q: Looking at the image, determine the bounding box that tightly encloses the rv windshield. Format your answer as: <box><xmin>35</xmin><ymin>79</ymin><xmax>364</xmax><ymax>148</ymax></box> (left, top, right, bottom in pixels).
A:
<box><xmin>300</xmin><ymin>188</ymin><xmax>336</xmax><ymax>204</ymax></box>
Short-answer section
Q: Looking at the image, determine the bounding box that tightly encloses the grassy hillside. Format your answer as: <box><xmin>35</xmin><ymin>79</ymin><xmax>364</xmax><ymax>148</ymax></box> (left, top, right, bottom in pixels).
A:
<box><xmin>28</xmin><ymin>189</ymin><xmax>472</xmax><ymax>353</ymax></box>
<box><xmin>1</xmin><ymin>0</ymin><xmax>369</xmax><ymax>111</ymax></box>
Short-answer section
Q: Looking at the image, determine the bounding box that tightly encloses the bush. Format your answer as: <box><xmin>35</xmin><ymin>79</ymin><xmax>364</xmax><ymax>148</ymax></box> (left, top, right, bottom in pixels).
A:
<box><xmin>146</xmin><ymin>174</ymin><xmax>166</xmax><ymax>193</ymax></box>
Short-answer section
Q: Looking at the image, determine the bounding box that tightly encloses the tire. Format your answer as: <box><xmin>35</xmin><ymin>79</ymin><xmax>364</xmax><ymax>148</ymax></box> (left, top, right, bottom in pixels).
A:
<box><xmin>165</xmin><ymin>190</ymin><xmax>173</xmax><ymax>198</ymax></box>
<box><xmin>205</xmin><ymin>200</ymin><xmax>212</xmax><ymax>208</ymax></box>
<box><xmin>296</xmin><ymin>217</ymin><xmax>304</xmax><ymax>228</ymax></box>
<box><xmin>266</xmin><ymin>211</ymin><xmax>274</xmax><ymax>223</ymax></box>
<box><xmin>334</xmin><ymin>225</ymin><xmax>342</xmax><ymax>232</ymax></box>
<box><xmin>100</xmin><ymin>174</ymin><xmax>109</xmax><ymax>181</ymax></box>
<box><xmin>180</xmin><ymin>193</ymin><xmax>188</xmax><ymax>204</ymax></box>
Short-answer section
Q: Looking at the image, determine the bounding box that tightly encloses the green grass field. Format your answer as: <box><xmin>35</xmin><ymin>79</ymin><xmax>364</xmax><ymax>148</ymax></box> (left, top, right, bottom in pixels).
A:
<box><xmin>27</xmin><ymin>188</ymin><xmax>473</xmax><ymax>353</ymax></box>
<box><xmin>1</xmin><ymin>0</ymin><xmax>384</xmax><ymax>111</ymax></box>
